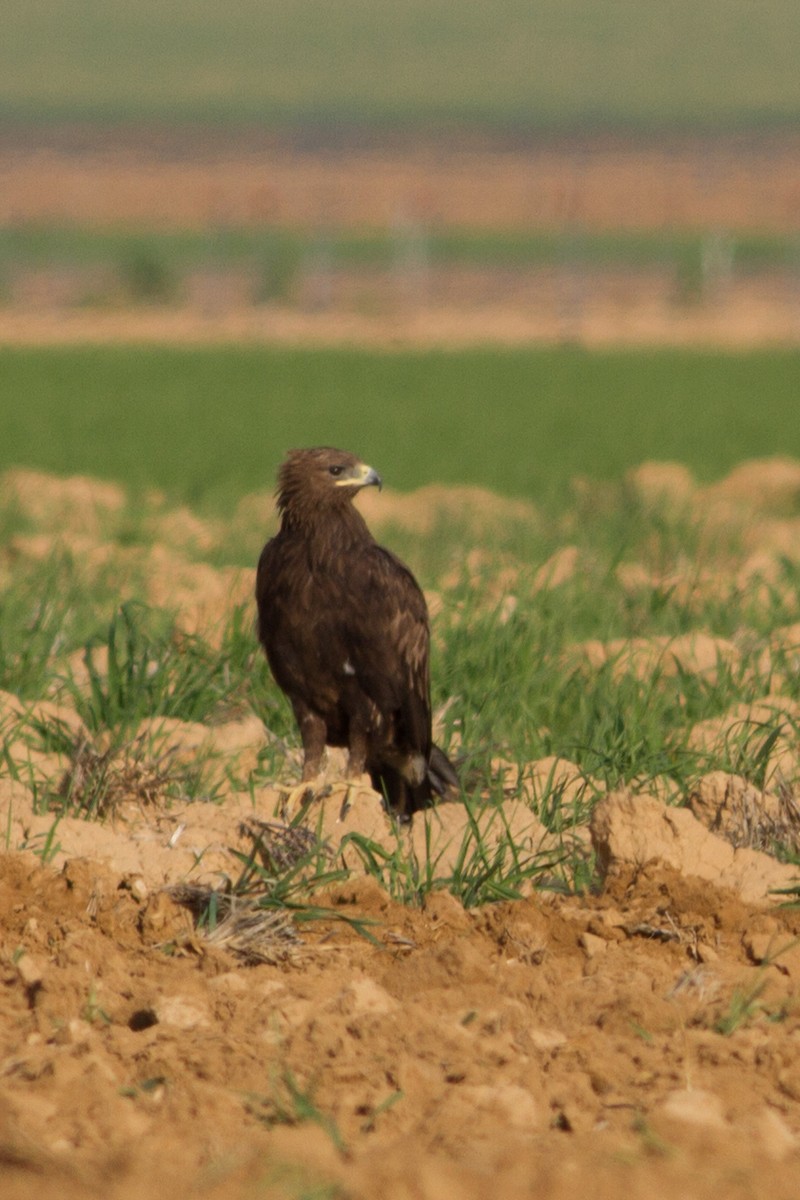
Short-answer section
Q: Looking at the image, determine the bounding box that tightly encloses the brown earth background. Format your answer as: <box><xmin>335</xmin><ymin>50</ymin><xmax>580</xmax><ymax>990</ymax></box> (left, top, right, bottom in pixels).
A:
<box><xmin>2</xmin><ymin>127</ymin><xmax>800</xmax><ymax>346</ymax></box>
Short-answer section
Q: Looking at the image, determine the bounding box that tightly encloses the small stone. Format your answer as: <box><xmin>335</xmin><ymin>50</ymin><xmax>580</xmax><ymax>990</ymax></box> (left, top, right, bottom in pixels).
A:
<box><xmin>16</xmin><ymin>953</ymin><xmax>45</xmax><ymax>988</ymax></box>
<box><xmin>130</xmin><ymin>877</ymin><xmax>149</xmax><ymax>902</ymax></box>
<box><xmin>579</xmin><ymin>932</ymin><xmax>607</xmax><ymax>958</ymax></box>
<box><xmin>661</xmin><ymin>1088</ymin><xmax>727</xmax><ymax>1130</ymax></box>
<box><xmin>154</xmin><ymin>995</ymin><xmax>209</xmax><ymax>1030</ymax></box>
<box><xmin>529</xmin><ymin>1029</ymin><xmax>567</xmax><ymax>1052</ymax></box>
<box><xmin>67</xmin><ymin>1019</ymin><xmax>93</xmax><ymax>1046</ymax></box>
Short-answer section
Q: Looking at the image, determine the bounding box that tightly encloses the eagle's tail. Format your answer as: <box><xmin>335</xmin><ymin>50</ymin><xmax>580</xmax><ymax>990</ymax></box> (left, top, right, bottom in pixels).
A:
<box><xmin>427</xmin><ymin>742</ymin><xmax>459</xmax><ymax>798</ymax></box>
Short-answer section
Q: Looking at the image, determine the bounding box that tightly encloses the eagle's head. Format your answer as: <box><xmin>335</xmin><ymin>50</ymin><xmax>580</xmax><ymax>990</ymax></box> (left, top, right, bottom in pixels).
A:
<box><xmin>276</xmin><ymin>447</ymin><xmax>382</xmax><ymax>518</ymax></box>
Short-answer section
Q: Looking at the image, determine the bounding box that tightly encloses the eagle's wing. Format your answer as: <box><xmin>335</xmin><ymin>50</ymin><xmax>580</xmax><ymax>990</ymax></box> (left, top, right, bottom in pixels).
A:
<box><xmin>343</xmin><ymin>544</ymin><xmax>432</xmax><ymax>756</ymax></box>
<box><xmin>257</xmin><ymin>531</ymin><xmax>432</xmax><ymax>759</ymax></box>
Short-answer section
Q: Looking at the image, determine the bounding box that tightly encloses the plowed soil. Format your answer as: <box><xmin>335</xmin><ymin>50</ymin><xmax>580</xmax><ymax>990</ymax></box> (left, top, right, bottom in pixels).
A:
<box><xmin>3</xmin><ymin>126</ymin><xmax>798</xmax><ymax>231</ymax></box>
<box><xmin>4</xmin><ymin>461</ymin><xmax>800</xmax><ymax>1198</ymax></box>
<box><xmin>4</xmin><ymin>851</ymin><xmax>800</xmax><ymax>1200</ymax></box>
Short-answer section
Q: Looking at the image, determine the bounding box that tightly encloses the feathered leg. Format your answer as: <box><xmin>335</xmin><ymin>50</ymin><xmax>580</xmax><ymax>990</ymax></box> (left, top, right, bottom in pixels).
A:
<box><xmin>346</xmin><ymin>726</ymin><xmax>368</xmax><ymax>779</ymax></box>
<box><xmin>292</xmin><ymin>703</ymin><xmax>327</xmax><ymax>781</ymax></box>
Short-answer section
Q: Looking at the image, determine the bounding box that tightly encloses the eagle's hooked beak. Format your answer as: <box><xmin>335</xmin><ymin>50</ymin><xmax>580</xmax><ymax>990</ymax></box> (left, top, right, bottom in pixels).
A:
<box><xmin>361</xmin><ymin>465</ymin><xmax>383</xmax><ymax>491</ymax></box>
<box><xmin>336</xmin><ymin>462</ymin><xmax>383</xmax><ymax>491</ymax></box>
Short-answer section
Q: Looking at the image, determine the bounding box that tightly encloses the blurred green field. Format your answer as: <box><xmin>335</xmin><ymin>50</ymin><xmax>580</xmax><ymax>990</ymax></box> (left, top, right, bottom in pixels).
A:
<box><xmin>3</xmin><ymin>224</ymin><xmax>794</xmax><ymax>314</ymax></box>
<box><xmin>2</xmin><ymin>0</ymin><xmax>799</xmax><ymax>132</ymax></box>
<box><xmin>2</xmin><ymin>224</ymin><xmax>793</xmax><ymax>281</ymax></box>
<box><xmin>2</xmin><ymin>345</ymin><xmax>800</xmax><ymax>512</ymax></box>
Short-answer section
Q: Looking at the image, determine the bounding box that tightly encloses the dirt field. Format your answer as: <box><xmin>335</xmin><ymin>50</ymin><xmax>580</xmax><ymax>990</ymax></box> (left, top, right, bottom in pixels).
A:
<box><xmin>4</xmin><ymin>851</ymin><xmax>800</xmax><ymax>1200</ymax></box>
<box><xmin>3</xmin><ymin>125</ymin><xmax>799</xmax><ymax>232</ymax></box>
<box><xmin>1</xmin><ymin>274</ymin><xmax>798</xmax><ymax>349</ymax></box>
<box><xmin>4</xmin><ymin>462</ymin><xmax>800</xmax><ymax>1198</ymax></box>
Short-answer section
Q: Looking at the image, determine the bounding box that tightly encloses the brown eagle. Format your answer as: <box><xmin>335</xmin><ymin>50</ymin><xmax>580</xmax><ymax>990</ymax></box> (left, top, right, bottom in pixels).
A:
<box><xmin>256</xmin><ymin>447</ymin><xmax>458</xmax><ymax>816</ymax></box>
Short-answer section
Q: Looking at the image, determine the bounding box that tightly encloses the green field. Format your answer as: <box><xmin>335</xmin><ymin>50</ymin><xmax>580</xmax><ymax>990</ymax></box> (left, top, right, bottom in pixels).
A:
<box><xmin>2</xmin><ymin>224</ymin><xmax>794</xmax><ymax>284</ymax></box>
<box><xmin>3</xmin><ymin>224</ymin><xmax>795</xmax><ymax>314</ymax></box>
<box><xmin>3</xmin><ymin>345</ymin><xmax>800</xmax><ymax>513</ymax></box>
<box><xmin>2</xmin><ymin>0</ymin><xmax>799</xmax><ymax>132</ymax></box>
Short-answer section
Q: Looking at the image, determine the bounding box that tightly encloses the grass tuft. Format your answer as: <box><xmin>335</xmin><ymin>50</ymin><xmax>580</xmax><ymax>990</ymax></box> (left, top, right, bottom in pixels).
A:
<box><xmin>53</xmin><ymin>732</ymin><xmax>186</xmax><ymax>819</ymax></box>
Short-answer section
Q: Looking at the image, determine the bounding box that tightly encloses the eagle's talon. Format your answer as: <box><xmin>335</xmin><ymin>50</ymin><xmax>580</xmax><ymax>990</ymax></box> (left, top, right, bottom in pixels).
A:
<box><xmin>276</xmin><ymin>780</ymin><xmax>330</xmax><ymax>822</ymax></box>
<box><xmin>335</xmin><ymin>777</ymin><xmax>373</xmax><ymax>819</ymax></box>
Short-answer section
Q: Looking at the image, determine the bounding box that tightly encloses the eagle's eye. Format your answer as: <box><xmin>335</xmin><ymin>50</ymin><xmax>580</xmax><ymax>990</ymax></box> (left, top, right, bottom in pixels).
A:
<box><xmin>328</xmin><ymin>465</ymin><xmax>344</xmax><ymax>477</ymax></box>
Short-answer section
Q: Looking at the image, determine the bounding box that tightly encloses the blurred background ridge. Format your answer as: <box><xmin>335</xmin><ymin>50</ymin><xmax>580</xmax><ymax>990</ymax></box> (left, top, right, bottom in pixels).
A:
<box><xmin>1</xmin><ymin>0</ymin><xmax>799</xmax><ymax>345</ymax></box>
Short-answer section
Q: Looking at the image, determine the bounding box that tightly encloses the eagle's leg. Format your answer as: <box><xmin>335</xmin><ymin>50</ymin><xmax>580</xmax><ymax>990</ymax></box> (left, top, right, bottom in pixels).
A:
<box><xmin>346</xmin><ymin>726</ymin><xmax>368</xmax><ymax>779</ymax></box>
<box><xmin>294</xmin><ymin>704</ymin><xmax>327</xmax><ymax>781</ymax></box>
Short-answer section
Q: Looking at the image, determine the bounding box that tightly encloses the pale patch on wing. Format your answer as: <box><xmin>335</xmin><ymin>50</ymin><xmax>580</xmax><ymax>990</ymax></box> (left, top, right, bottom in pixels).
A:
<box><xmin>381</xmin><ymin>749</ymin><xmax>427</xmax><ymax>784</ymax></box>
<box><xmin>343</xmin><ymin>659</ymin><xmax>356</xmax><ymax>676</ymax></box>
<box><xmin>404</xmin><ymin>754</ymin><xmax>427</xmax><ymax>785</ymax></box>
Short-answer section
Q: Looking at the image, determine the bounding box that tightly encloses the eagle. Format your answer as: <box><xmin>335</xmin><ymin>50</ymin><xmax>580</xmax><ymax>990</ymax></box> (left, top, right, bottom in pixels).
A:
<box><xmin>256</xmin><ymin>447</ymin><xmax>458</xmax><ymax>817</ymax></box>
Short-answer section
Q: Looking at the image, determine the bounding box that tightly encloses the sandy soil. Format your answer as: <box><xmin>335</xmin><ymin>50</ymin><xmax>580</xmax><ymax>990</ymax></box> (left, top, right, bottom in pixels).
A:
<box><xmin>1</xmin><ymin>277</ymin><xmax>798</xmax><ymax>349</ymax></box>
<box><xmin>4</xmin><ymin>462</ymin><xmax>800</xmax><ymax>1197</ymax></box>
